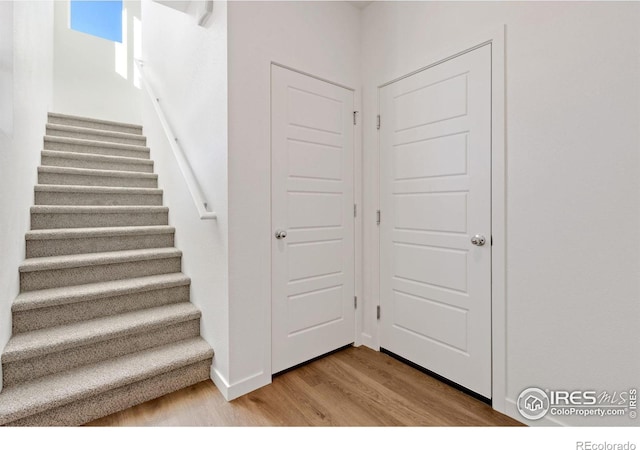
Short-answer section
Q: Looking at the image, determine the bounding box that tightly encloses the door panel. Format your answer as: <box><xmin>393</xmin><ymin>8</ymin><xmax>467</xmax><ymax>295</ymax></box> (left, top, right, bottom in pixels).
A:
<box><xmin>272</xmin><ymin>65</ymin><xmax>355</xmax><ymax>374</ymax></box>
<box><xmin>393</xmin><ymin>73</ymin><xmax>469</xmax><ymax>131</ymax></box>
<box><xmin>379</xmin><ymin>45</ymin><xmax>492</xmax><ymax>397</ymax></box>
<box><xmin>393</xmin><ymin>133</ymin><xmax>468</xmax><ymax>180</ymax></box>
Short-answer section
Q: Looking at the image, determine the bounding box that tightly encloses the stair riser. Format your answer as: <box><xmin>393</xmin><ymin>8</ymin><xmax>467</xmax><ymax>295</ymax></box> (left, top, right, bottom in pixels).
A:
<box><xmin>41</xmin><ymin>154</ymin><xmax>153</xmax><ymax>173</ymax></box>
<box><xmin>4</xmin><ymin>359</ymin><xmax>211</xmax><ymax>426</ymax></box>
<box><xmin>44</xmin><ymin>141</ymin><xmax>150</xmax><ymax>159</ymax></box>
<box><xmin>13</xmin><ymin>285</ymin><xmax>190</xmax><ymax>333</ymax></box>
<box><xmin>38</xmin><ymin>171</ymin><xmax>158</xmax><ymax>188</ymax></box>
<box><xmin>48</xmin><ymin>116</ymin><xmax>143</xmax><ymax>136</ymax></box>
<box><xmin>34</xmin><ymin>191</ymin><xmax>163</xmax><ymax>207</ymax></box>
<box><xmin>3</xmin><ymin>320</ymin><xmax>200</xmax><ymax>387</ymax></box>
<box><xmin>0</xmin><ymin>117</ymin><xmax>213</xmax><ymax>427</ymax></box>
<box><xmin>47</xmin><ymin>129</ymin><xmax>146</xmax><ymax>146</ymax></box>
<box><xmin>20</xmin><ymin>256</ymin><xmax>182</xmax><ymax>291</ymax></box>
<box><xmin>31</xmin><ymin>211</ymin><xmax>168</xmax><ymax>229</ymax></box>
<box><xmin>26</xmin><ymin>233</ymin><xmax>174</xmax><ymax>258</ymax></box>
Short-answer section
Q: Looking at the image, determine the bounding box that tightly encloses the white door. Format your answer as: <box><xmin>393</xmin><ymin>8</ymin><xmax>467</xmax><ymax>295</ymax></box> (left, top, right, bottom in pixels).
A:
<box><xmin>271</xmin><ymin>65</ymin><xmax>355</xmax><ymax>374</ymax></box>
<box><xmin>379</xmin><ymin>45</ymin><xmax>492</xmax><ymax>398</ymax></box>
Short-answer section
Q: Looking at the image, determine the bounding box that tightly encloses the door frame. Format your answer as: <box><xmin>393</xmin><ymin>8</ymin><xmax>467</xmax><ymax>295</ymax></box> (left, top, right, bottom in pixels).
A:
<box><xmin>269</xmin><ymin>62</ymin><xmax>364</xmax><ymax>373</ymax></box>
<box><xmin>375</xmin><ymin>27</ymin><xmax>507</xmax><ymax>413</ymax></box>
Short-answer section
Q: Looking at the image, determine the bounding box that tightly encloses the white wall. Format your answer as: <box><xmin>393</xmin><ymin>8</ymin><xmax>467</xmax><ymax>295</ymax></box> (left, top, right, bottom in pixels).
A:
<box><xmin>226</xmin><ymin>1</ymin><xmax>361</xmax><ymax>398</ymax></box>
<box><xmin>361</xmin><ymin>1</ymin><xmax>640</xmax><ymax>426</ymax></box>
<box><xmin>0</xmin><ymin>2</ymin><xmax>13</xmax><ymax>137</ymax></box>
<box><xmin>141</xmin><ymin>1</ymin><xmax>230</xmax><ymax>391</ymax></box>
<box><xmin>53</xmin><ymin>0</ymin><xmax>141</xmax><ymax>124</ymax></box>
<box><xmin>0</xmin><ymin>0</ymin><xmax>54</xmax><ymax>391</ymax></box>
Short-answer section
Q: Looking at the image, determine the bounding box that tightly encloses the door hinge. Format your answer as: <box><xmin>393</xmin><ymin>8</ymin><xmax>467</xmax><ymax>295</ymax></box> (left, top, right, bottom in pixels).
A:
<box><xmin>353</xmin><ymin>111</ymin><xmax>358</xmax><ymax>125</ymax></box>
<box><xmin>354</xmin><ymin>296</ymin><xmax>357</xmax><ymax>309</ymax></box>
<box><xmin>354</xmin><ymin>204</ymin><xmax>357</xmax><ymax>218</ymax></box>
<box><xmin>491</xmin><ymin>235</ymin><xmax>493</xmax><ymax>246</ymax></box>
<box><xmin>376</xmin><ymin>305</ymin><xmax>381</xmax><ymax>320</ymax></box>
<box><xmin>376</xmin><ymin>209</ymin><xmax>381</xmax><ymax>225</ymax></box>
<box><xmin>376</xmin><ymin>115</ymin><xmax>381</xmax><ymax>130</ymax></box>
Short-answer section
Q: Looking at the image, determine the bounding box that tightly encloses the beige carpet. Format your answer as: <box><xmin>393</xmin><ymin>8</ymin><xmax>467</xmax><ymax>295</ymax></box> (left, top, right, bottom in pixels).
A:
<box><xmin>0</xmin><ymin>112</ymin><xmax>213</xmax><ymax>426</ymax></box>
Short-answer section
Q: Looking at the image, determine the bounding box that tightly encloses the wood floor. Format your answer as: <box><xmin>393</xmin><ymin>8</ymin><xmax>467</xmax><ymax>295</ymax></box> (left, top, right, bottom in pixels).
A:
<box><xmin>87</xmin><ymin>346</ymin><xmax>523</xmax><ymax>426</ymax></box>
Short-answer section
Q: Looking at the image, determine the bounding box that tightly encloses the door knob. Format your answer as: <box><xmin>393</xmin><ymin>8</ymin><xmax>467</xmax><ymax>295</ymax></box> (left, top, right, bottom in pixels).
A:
<box><xmin>275</xmin><ymin>229</ymin><xmax>288</xmax><ymax>240</ymax></box>
<box><xmin>471</xmin><ymin>234</ymin><xmax>486</xmax><ymax>246</ymax></box>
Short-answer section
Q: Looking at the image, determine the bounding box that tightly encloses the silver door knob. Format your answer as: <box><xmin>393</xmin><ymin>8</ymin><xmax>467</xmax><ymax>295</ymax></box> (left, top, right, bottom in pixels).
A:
<box><xmin>471</xmin><ymin>234</ymin><xmax>486</xmax><ymax>246</ymax></box>
<box><xmin>275</xmin><ymin>229</ymin><xmax>288</xmax><ymax>240</ymax></box>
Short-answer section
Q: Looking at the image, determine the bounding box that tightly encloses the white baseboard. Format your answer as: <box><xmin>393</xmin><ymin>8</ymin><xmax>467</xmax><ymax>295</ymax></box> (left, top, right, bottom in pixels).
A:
<box><xmin>360</xmin><ymin>332</ymin><xmax>378</xmax><ymax>351</ymax></box>
<box><xmin>210</xmin><ymin>365</ymin><xmax>231</xmax><ymax>399</ymax></box>
<box><xmin>210</xmin><ymin>366</ymin><xmax>271</xmax><ymax>401</ymax></box>
<box><xmin>505</xmin><ymin>397</ymin><xmax>566</xmax><ymax>426</ymax></box>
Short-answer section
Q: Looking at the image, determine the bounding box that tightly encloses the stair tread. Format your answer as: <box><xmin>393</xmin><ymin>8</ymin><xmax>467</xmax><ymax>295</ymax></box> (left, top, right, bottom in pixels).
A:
<box><xmin>46</xmin><ymin>124</ymin><xmax>146</xmax><ymax>141</ymax></box>
<box><xmin>44</xmin><ymin>136</ymin><xmax>149</xmax><ymax>154</ymax></box>
<box><xmin>26</xmin><ymin>225</ymin><xmax>174</xmax><ymax>240</ymax></box>
<box><xmin>0</xmin><ymin>337</ymin><xmax>212</xmax><ymax>425</ymax></box>
<box><xmin>3</xmin><ymin>113</ymin><xmax>208</xmax><ymax>426</ymax></box>
<box><xmin>33</xmin><ymin>185</ymin><xmax>162</xmax><ymax>195</ymax></box>
<box><xmin>38</xmin><ymin>166</ymin><xmax>158</xmax><ymax>179</ymax></box>
<box><xmin>3</xmin><ymin>303</ymin><xmax>200</xmax><ymax>363</ymax></box>
<box><xmin>13</xmin><ymin>272</ymin><xmax>190</xmax><ymax>312</ymax></box>
<box><xmin>31</xmin><ymin>205</ymin><xmax>168</xmax><ymax>214</ymax></box>
<box><xmin>48</xmin><ymin>113</ymin><xmax>143</xmax><ymax>131</ymax></box>
<box><xmin>41</xmin><ymin>150</ymin><xmax>154</xmax><ymax>165</ymax></box>
<box><xmin>20</xmin><ymin>247</ymin><xmax>181</xmax><ymax>273</ymax></box>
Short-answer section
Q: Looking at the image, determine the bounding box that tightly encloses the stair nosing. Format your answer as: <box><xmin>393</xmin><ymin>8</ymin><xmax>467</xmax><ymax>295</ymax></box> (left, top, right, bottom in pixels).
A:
<box><xmin>19</xmin><ymin>247</ymin><xmax>182</xmax><ymax>273</ymax></box>
<box><xmin>12</xmin><ymin>272</ymin><xmax>189</xmax><ymax>312</ymax></box>
<box><xmin>41</xmin><ymin>150</ymin><xmax>154</xmax><ymax>165</ymax></box>
<box><xmin>33</xmin><ymin>185</ymin><xmax>163</xmax><ymax>195</ymax></box>
<box><xmin>44</xmin><ymin>136</ymin><xmax>150</xmax><ymax>152</ymax></box>
<box><xmin>0</xmin><ymin>114</ymin><xmax>211</xmax><ymax>426</ymax></box>
<box><xmin>38</xmin><ymin>166</ymin><xmax>158</xmax><ymax>179</ymax></box>
<box><xmin>2</xmin><ymin>303</ymin><xmax>201</xmax><ymax>363</ymax></box>
<box><xmin>48</xmin><ymin>113</ymin><xmax>143</xmax><ymax>131</ymax></box>
<box><xmin>46</xmin><ymin>124</ymin><xmax>147</xmax><ymax>141</ymax></box>
<box><xmin>0</xmin><ymin>337</ymin><xmax>213</xmax><ymax>425</ymax></box>
<box><xmin>31</xmin><ymin>205</ymin><xmax>168</xmax><ymax>214</ymax></box>
<box><xmin>26</xmin><ymin>225</ymin><xmax>174</xmax><ymax>240</ymax></box>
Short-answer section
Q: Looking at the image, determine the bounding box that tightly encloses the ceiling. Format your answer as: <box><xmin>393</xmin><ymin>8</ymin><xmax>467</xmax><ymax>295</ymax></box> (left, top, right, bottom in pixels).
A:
<box><xmin>348</xmin><ymin>1</ymin><xmax>373</xmax><ymax>10</ymax></box>
<box><xmin>156</xmin><ymin>1</ymin><xmax>373</xmax><ymax>13</ymax></box>
<box><xmin>153</xmin><ymin>1</ymin><xmax>191</xmax><ymax>13</ymax></box>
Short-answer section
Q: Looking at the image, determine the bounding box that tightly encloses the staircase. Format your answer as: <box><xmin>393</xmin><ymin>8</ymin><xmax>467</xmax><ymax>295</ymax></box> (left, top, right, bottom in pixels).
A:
<box><xmin>0</xmin><ymin>113</ymin><xmax>214</xmax><ymax>426</ymax></box>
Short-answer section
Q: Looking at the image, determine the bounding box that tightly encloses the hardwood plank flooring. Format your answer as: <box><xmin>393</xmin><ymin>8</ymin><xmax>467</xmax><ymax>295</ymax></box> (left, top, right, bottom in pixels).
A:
<box><xmin>86</xmin><ymin>346</ymin><xmax>523</xmax><ymax>427</ymax></box>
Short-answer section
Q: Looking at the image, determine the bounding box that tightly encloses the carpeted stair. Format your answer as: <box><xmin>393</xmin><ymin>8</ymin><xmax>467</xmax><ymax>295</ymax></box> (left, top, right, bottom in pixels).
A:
<box><xmin>0</xmin><ymin>112</ymin><xmax>214</xmax><ymax>426</ymax></box>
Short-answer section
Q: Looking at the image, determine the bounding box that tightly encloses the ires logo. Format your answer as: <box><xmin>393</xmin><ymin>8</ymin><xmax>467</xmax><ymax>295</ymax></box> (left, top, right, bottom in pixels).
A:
<box><xmin>517</xmin><ymin>387</ymin><xmax>638</xmax><ymax>421</ymax></box>
<box><xmin>549</xmin><ymin>390</ymin><xmax>598</xmax><ymax>405</ymax></box>
<box><xmin>629</xmin><ymin>389</ymin><xmax>637</xmax><ymax>419</ymax></box>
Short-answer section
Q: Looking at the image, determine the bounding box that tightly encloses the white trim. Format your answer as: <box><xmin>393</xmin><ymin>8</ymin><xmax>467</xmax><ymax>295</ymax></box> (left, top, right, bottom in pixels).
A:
<box><xmin>210</xmin><ymin>366</ymin><xmax>231</xmax><ymax>399</ymax></box>
<box><xmin>228</xmin><ymin>372</ymin><xmax>271</xmax><ymax>401</ymax></box>
<box><xmin>374</xmin><ymin>25</ymin><xmax>508</xmax><ymax>416</ymax></box>
<box><xmin>378</xmin><ymin>40</ymin><xmax>493</xmax><ymax>88</ymax></box>
<box><xmin>211</xmin><ymin>366</ymin><xmax>272</xmax><ymax>402</ymax></box>
<box><xmin>360</xmin><ymin>332</ymin><xmax>376</xmax><ymax>350</ymax></box>
<box><xmin>271</xmin><ymin>62</ymin><xmax>356</xmax><ymax>92</ymax></box>
<box><xmin>489</xmin><ymin>25</ymin><xmax>507</xmax><ymax>416</ymax></box>
<box><xmin>354</xmin><ymin>89</ymin><xmax>364</xmax><ymax>347</ymax></box>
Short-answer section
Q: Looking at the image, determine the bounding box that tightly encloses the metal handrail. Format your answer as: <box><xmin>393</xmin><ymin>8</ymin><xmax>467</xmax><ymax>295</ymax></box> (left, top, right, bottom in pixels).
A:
<box><xmin>134</xmin><ymin>58</ymin><xmax>217</xmax><ymax>220</ymax></box>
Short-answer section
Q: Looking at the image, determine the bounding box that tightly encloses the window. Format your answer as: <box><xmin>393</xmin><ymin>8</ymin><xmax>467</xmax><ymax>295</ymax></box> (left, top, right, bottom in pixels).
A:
<box><xmin>70</xmin><ymin>1</ymin><xmax>123</xmax><ymax>43</ymax></box>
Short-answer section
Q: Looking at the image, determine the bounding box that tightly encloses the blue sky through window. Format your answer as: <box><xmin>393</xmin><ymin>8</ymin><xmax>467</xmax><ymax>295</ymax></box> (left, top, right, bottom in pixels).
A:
<box><xmin>70</xmin><ymin>1</ymin><xmax>123</xmax><ymax>43</ymax></box>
